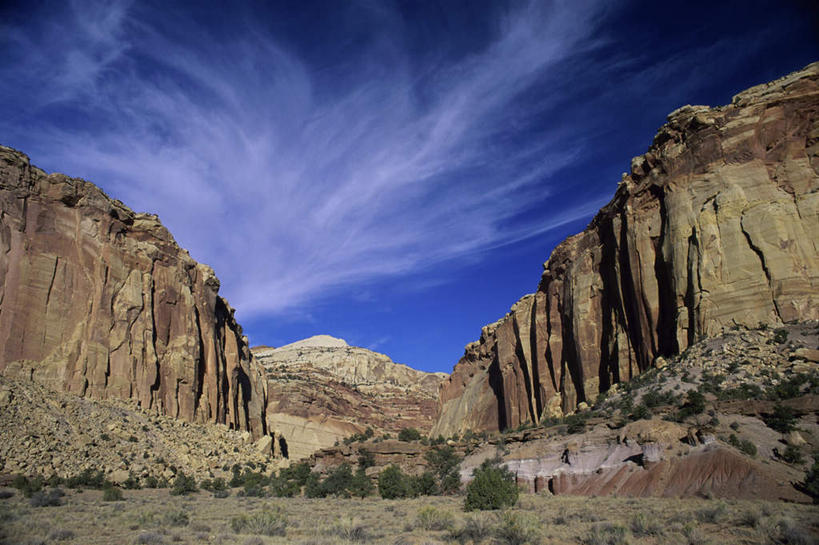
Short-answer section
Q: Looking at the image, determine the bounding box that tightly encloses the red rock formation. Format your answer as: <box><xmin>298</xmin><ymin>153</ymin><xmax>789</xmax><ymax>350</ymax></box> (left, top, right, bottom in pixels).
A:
<box><xmin>0</xmin><ymin>146</ymin><xmax>269</xmax><ymax>439</ymax></box>
<box><xmin>433</xmin><ymin>63</ymin><xmax>819</xmax><ymax>436</ymax></box>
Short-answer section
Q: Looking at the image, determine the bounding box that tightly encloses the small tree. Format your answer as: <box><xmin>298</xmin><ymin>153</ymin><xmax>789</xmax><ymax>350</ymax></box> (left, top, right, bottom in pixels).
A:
<box><xmin>424</xmin><ymin>445</ymin><xmax>462</xmax><ymax>494</ymax></box>
<box><xmin>170</xmin><ymin>472</ymin><xmax>197</xmax><ymax>496</ymax></box>
<box><xmin>464</xmin><ymin>457</ymin><xmax>519</xmax><ymax>511</ymax></box>
<box><xmin>378</xmin><ymin>465</ymin><xmax>412</xmax><ymax>499</ymax></box>
<box><xmin>398</xmin><ymin>428</ymin><xmax>422</xmax><ymax>442</ymax></box>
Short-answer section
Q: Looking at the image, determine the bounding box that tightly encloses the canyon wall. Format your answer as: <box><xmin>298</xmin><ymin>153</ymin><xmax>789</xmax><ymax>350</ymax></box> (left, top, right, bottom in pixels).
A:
<box><xmin>0</xmin><ymin>146</ymin><xmax>269</xmax><ymax>439</ymax></box>
<box><xmin>433</xmin><ymin>63</ymin><xmax>819</xmax><ymax>437</ymax></box>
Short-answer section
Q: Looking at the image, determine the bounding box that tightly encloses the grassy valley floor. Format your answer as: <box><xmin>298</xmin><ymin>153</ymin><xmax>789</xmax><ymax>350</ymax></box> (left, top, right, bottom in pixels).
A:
<box><xmin>1</xmin><ymin>488</ymin><xmax>817</xmax><ymax>545</ymax></box>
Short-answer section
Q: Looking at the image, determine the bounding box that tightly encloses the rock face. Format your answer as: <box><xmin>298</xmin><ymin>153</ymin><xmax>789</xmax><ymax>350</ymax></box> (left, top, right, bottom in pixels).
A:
<box><xmin>254</xmin><ymin>336</ymin><xmax>447</xmax><ymax>460</ymax></box>
<box><xmin>433</xmin><ymin>63</ymin><xmax>819</xmax><ymax>437</ymax></box>
<box><xmin>0</xmin><ymin>146</ymin><xmax>269</xmax><ymax>439</ymax></box>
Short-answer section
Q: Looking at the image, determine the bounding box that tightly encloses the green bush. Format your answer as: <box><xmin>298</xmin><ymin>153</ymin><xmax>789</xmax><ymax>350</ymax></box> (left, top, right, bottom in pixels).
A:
<box><xmin>398</xmin><ymin>427</ymin><xmax>422</xmax><ymax>442</ymax></box>
<box><xmin>494</xmin><ymin>511</ymin><xmax>542</xmax><ymax>545</ymax></box>
<box><xmin>464</xmin><ymin>457</ymin><xmax>519</xmax><ymax>511</ymax></box>
<box><xmin>170</xmin><ymin>472</ymin><xmax>197</xmax><ymax>496</ymax></box>
<box><xmin>565</xmin><ymin>413</ymin><xmax>588</xmax><ymax>434</ymax></box>
<box><xmin>676</xmin><ymin>390</ymin><xmax>705</xmax><ymax>421</ymax></box>
<box><xmin>410</xmin><ymin>471</ymin><xmax>437</xmax><ymax>496</ymax></box>
<box><xmin>349</xmin><ymin>468</ymin><xmax>374</xmax><ymax>498</ymax></box>
<box><xmin>582</xmin><ymin>523</ymin><xmax>629</xmax><ymax>545</ymax></box>
<box><xmin>801</xmin><ymin>455</ymin><xmax>819</xmax><ymax>503</ymax></box>
<box><xmin>29</xmin><ymin>488</ymin><xmax>64</xmax><ymax>507</ymax></box>
<box><xmin>66</xmin><ymin>468</ymin><xmax>107</xmax><ymax>489</ymax></box>
<box><xmin>102</xmin><ymin>485</ymin><xmax>124</xmax><ymax>501</ymax></box>
<box><xmin>230</xmin><ymin>506</ymin><xmax>288</xmax><ymax>536</ymax></box>
<box><xmin>781</xmin><ymin>445</ymin><xmax>804</xmax><ymax>465</ymax></box>
<box><xmin>378</xmin><ymin>465</ymin><xmax>412</xmax><ymax>499</ymax></box>
<box><xmin>449</xmin><ymin>515</ymin><xmax>493</xmax><ymax>543</ymax></box>
<box><xmin>764</xmin><ymin>404</ymin><xmax>798</xmax><ymax>433</ymax></box>
<box><xmin>11</xmin><ymin>474</ymin><xmax>44</xmax><ymax>497</ymax></box>
<box><xmin>424</xmin><ymin>445</ymin><xmax>462</xmax><ymax>494</ymax></box>
<box><xmin>415</xmin><ymin>506</ymin><xmax>455</xmax><ymax>531</ymax></box>
<box><xmin>727</xmin><ymin>434</ymin><xmax>757</xmax><ymax>456</ymax></box>
<box><xmin>773</xmin><ymin>328</ymin><xmax>789</xmax><ymax>344</ymax></box>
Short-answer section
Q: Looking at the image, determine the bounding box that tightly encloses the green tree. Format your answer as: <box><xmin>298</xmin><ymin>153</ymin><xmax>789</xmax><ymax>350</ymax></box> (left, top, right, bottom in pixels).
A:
<box><xmin>464</xmin><ymin>457</ymin><xmax>519</xmax><ymax>511</ymax></box>
<box><xmin>398</xmin><ymin>428</ymin><xmax>422</xmax><ymax>442</ymax></box>
<box><xmin>378</xmin><ymin>465</ymin><xmax>412</xmax><ymax>499</ymax></box>
<box><xmin>424</xmin><ymin>445</ymin><xmax>462</xmax><ymax>494</ymax></box>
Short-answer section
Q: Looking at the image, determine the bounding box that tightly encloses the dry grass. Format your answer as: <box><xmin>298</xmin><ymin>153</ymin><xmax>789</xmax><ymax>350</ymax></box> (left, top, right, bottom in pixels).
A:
<box><xmin>0</xmin><ymin>488</ymin><xmax>816</xmax><ymax>544</ymax></box>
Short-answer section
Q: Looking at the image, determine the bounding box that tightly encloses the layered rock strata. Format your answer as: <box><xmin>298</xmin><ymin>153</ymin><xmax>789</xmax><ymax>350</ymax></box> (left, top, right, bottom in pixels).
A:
<box><xmin>254</xmin><ymin>336</ymin><xmax>446</xmax><ymax>460</ymax></box>
<box><xmin>0</xmin><ymin>146</ymin><xmax>269</xmax><ymax>439</ymax></box>
<box><xmin>433</xmin><ymin>63</ymin><xmax>819</xmax><ymax>436</ymax></box>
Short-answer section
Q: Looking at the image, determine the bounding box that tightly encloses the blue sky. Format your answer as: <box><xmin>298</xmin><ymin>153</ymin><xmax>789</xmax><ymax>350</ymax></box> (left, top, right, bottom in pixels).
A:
<box><xmin>1</xmin><ymin>1</ymin><xmax>815</xmax><ymax>373</ymax></box>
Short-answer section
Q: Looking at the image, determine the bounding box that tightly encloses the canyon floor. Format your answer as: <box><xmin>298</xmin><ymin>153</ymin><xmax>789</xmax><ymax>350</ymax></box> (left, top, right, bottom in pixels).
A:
<box><xmin>1</xmin><ymin>487</ymin><xmax>817</xmax><ymax>545</ymax></box>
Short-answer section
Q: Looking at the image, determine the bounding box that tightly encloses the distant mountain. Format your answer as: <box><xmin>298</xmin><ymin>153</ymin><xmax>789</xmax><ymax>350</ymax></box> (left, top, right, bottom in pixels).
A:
<box><xmin>434</xmin><ymin>62</ymin><xmax>819</xmax><ymax>437</ymax></box>
<box><xmin>254</xmin><ymin>335</ymin><xmax>447</xmax><ymax>460</ymax></box>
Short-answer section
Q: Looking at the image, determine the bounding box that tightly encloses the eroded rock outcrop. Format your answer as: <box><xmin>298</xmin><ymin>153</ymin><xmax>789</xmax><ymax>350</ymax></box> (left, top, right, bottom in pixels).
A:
<box><xmin>254</xmin><ymin>336</ymin><xmax>446</xmax><ymax>460</ymax></box>
<box><xmin>0</xmin><ymin>146</ymin><xmax>269</xmax><ymax>439</ymax></box>
<box><xmin>433</xmin><ymin>63</ymin><xmax>819</xmax><ymax>436</ymax></box>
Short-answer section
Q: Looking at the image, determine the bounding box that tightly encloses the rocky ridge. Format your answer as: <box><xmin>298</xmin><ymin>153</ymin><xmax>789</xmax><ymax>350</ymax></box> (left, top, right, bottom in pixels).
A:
<box><xmin>0</xmin><ymin>374</ymin><xmax>279</xmax><ymax>483</ymax></box>
<box><xmin>312</xmin><ymin>323</ymin><xmax>818</xmax><ymax>502</ymax></box>
<box><xmin>254</xmin><ymin>336</ymin><xmax>447</xmax><ymax>460</ymax></box>
<box><xmin>0</xmin><ymin>146</ymin><xmax>269</xmax><ymax>439</ymax></box>
<box><xmin>433</xmin><ymin>62</ymin><xmax>819</xmax><ymax>437</ymax></box>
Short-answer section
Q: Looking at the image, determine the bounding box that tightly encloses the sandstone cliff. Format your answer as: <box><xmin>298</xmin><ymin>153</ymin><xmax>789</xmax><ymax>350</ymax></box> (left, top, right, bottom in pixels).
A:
<box><xmin>254</xmin><ymin>336</ymin><xmax>446</xmax><ymax>460</ymax></box>
<box><xmin>433</xmin><ymin>63</ymin><xmax>819</xmax><ymax>437</ymax></box>
<box><xmin>0</xmin><ymin>146</ymin><xmax>269</xmax><ymax>439</ymax></box>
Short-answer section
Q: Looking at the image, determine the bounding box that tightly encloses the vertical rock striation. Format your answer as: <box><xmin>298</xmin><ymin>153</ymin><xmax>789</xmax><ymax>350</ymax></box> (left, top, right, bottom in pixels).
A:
<box><xmin>0</xmin><ymin>146</ymin><xmax>269</xmax><ymax>439</ymax></box>
<box><xmin>433</xmin><ymin>63</ymin><xmax>819</xmax><ymax>437</ymax></box>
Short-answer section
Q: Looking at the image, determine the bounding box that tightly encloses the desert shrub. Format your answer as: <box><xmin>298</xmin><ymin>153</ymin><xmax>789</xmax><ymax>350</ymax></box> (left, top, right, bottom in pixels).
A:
<box><xmin>269</xmin><ymin>475</ymin><xmax>301</xmax><ymax>498</ymax></box>
<box><xmin>424</xmin><ymin>445</ymin><xmax>462</xmax><ymax>494</ymax></box>
<box><xmin>415</xmin><ymin>506</ymin><xmax>454</xmax><ymax>531</ymax></box>
<box><xmin>329</xmin><ymin>516</ymin><xmax>370</xmax><ymax>542</ymax></box>
<box><xmin>629</xmin><ymin>403</ymin><xmax>651</xmax><ymax>421</ymax></box>
<box><xmin>349</xmin><ymin>468</ymin><xmax>374</xmax><ymax>498</ymax></box>
<box><xmin>676</xmin><ymin>390</ymin><xmax>705</xmax><ymax>421</ymax></box>
<box><xmin>142</xmin><ymin>476</ymin><xmax>159</xmax><ymax>488</ymax></box>
<box><xmin>582</xmin><ymin>523</ymin><xmax>629</xmax><ymax>545</ymax></box>
<box><xmin>781</xmin><ymin>445</ymin><xmax>804</xmax><ymax>465</ymax></box>
<box><xmin>378</xmin><ymin>465</ymin><xmax>412</xmax><ymax>499</ymax></box>
<box><xmin>66</xmin><ymin>468</ymin><xmax>107</xmax><ymax>489</ymax></box>
<box><xmin>48</xmin><ymin>529</ymin><xmax>75</xmax><ymax>542</ymax></box>
<box><xmin>410</xmin><ymin>471</ymin><xmax>437</xmax><ymax>496</ymax></box>
<box><xmin>213</xmin><ymin>488</ymin><xmax>230</xmax><ymax>498</ymax></box>
<box><xmin>449</xmin><ymin>515</ymin><xmax>492</xmax><ymax>544</ymax></box>
<box><xmin>170</xmin><ymin>472</ymin><xmax>197</xmax><ymax>496</ymax></box>
<box><xmin>769</xmin><ymin>517</ymin><xmax>813</xmax><ymax>545</ymax></box>
<box><xmin>565</xmin><ymin>412</ymin><xmax>589</xmax><ymax>434</ymax></box>
<box><xmin>695</xmin><ymin>501</ymin><xmax>727</xmax><ymax>523</ymax></box>
<box><xmin>11</xmin><ymin>474</ymin><xmax>44</xmax><ymax>497</ymax></box>
<box><xmin>464</xmin><ymin>457</ymin><xmax>519</xmax><ymax>511</ymax></box>
<box><xmin>230</xmin><ymin>506</ymin><xmax>288</xmax><ymax>536</ymax></box>
<box><xmin>0</xmin><ymin>489</ymin><xmax>13</xmax><ymax>499</ymax></box>
<box><xmin>630</xmin><ymin>512</ymin><xmax>663</xmax><ymax>537</ymax></box>
<box><xmin>718</xmin><ymin>383</ymin><xmax>764</xmax><ymax>401</ymax></box>
<box><xmin>102</xmin><ymin>485</ymin><xmax>124</xmax><ymax>501</ymax></box>
<box><xmin>398</xmin><ymin>427</ymin><xmax>422</xmax><ymax>442</ymax></box>
<box><xmin>29</xmin><ymin>488</ymin><xmax>64</xmax><ymax>507</ymax></box>
<box><xmin>764</xmin><ymin>404</ymin><xmax>798</xmax><ymax>433</ymax></box>
<box><xmin>135</xmin><ymin>532</ymin><xmax>166</xmax><ymax>545</ymax></box>
<box><xmin>727</xmin><ymin>434</ymin><xmax>757</xmax><ymax>456</ymax></box>
<box><xmin>801</xmin><ymin>455</ymin><xmax>819</xmax><ymax>503</ymax></box>
<box><xmin>494</xmin><ymin>511</ymin><xmax>541</xmax><ymax>545</ymax></box>
<box><xmin>321</xmin><ymin>463</ymin><xmax>355</xmax><ymax>498</ymax></box>
<box><xmin>164</xmin><ymin>510</ymin><xmax>190</xmax><ymax>527</ymax></box>
<box><xmin>773</xmin><ymin>328</ymin><xmax>789</xmax><ymax>344</ymax></box>
<box><xmin>642</xmin><ymin>388</ymin><xmax>677</xmax><ymax>408</ymax></box>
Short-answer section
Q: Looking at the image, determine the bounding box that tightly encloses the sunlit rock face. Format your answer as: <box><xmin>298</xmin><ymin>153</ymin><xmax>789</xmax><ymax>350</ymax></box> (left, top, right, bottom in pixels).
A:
<box><xmin>0</xmin><ymin>146</ymin><xmax>269</xmax><ymax>439</ymax></box>
<box><xmin>433</xmin><ymin>63</ymin><xmax>819</xmax><ymax>437</ymax></box>
<box><xmin>254</xmin><ymin>336</ymin><xmax>447</xmax><ymax>460</ymax></box>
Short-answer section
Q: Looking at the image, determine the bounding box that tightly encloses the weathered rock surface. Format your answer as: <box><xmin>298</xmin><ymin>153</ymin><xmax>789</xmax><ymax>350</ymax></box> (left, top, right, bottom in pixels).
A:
<box><xmin>0</xmin><ymin>146</ymin><xmax>269</xmax><ymax>438</ymax></box>
<box><xmin>254</xmin><ymin>336</ymin><xmax>447</xmax><ymax>460</ymax></box>
<box><xmin>433</xmin><ymin>62</ymin><xmax>819</xmax><ymax>436</ymax></box>
<box><xmin>0</xmin><ymin>374</ymin><xmax>278</xmax><ymax>481</ymax></box>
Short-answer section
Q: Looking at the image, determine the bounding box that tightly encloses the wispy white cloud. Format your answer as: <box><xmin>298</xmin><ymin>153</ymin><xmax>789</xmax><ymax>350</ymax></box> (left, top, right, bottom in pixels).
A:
<box><xmin>1</xmin><ymin>0</ymin><xmax>612</xmax><ymax>317</ymax></box>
